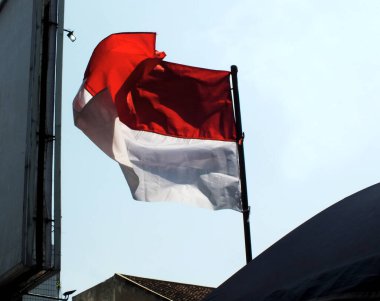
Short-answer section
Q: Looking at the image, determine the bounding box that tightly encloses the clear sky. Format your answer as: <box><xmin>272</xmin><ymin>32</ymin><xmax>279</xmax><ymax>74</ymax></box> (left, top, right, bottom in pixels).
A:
<box><xmin>61</xmin><ymin>0</ymin><xmax>380</xmax><ymax>296</ymax></box>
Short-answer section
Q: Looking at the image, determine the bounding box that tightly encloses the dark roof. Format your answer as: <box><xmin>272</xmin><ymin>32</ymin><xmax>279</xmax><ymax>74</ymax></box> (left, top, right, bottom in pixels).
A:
<box><xmin>116</xmin><ymin>273</ymin><xmax>214</xmax><ymax>301</ymax></box>
<box><xmin>204</xmin><ymin>182</ymin><xmax>380</xmax><ymax>301</ymax></box>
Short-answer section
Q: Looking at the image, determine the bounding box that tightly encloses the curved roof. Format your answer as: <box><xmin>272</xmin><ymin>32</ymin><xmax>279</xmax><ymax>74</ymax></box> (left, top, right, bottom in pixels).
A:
<box><xmin>204</xmin><ymin>183</ymin><xmax>380</xmax><ymax>301</ymax></box>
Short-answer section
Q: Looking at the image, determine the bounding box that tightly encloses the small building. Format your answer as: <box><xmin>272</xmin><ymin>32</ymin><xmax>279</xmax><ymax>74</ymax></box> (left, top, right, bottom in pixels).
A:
<box><xmin>73</xmin><ymin>274</ymin><xmax>214</xmax><ymax>301</ymax></box>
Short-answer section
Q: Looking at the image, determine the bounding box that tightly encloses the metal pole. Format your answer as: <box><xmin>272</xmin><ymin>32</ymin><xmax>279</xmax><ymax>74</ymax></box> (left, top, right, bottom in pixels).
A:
<box><xmin>44</xmin><ymin>0</ymin><xmax>60</xmax><ymax>269</ymax></box>
<box><xmin>231</xmin><ymin>65</ymin><xmax>252</xmax><ymax>263</ymax></box>
<box><xmin>53</xmin><ymin>0</ymin><xmax>64</xmax><ymax>272</ymax></box>
<box><xmin>36</xmin><ymin>1</ymin><xmax>52</xmax><ymax>268</ymax></box>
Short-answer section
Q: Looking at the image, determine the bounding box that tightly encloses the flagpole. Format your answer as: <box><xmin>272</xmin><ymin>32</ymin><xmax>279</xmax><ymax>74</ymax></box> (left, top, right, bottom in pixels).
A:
<box><xmin>231</xmin><ymin>65</ymin><xmax>252</xmax><ymax>263</ymax></box>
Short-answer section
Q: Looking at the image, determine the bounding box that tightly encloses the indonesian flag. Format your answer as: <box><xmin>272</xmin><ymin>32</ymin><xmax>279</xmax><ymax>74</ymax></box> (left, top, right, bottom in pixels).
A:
<box><xmin>73</xmin><ymin>33</ymin><xmax>242</xmax><ymax>211</ymax></box>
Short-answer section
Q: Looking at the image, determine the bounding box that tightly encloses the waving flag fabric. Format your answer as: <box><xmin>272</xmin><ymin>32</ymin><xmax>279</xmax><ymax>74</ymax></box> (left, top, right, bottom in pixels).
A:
<box><xmin>73</xmin><ymin>32</ymin><xmax>242</xmax><ymax>211</ymax></box>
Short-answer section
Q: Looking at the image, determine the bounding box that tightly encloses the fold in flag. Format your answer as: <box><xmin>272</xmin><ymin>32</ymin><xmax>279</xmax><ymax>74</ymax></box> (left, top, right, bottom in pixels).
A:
<box><xmin>73</xmin><ymin>32</ymin><xmax>242</xmax><ymax>211</ymax></box>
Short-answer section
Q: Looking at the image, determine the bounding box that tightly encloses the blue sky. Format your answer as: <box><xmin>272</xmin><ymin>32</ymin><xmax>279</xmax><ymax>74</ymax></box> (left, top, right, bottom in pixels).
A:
<box><xmin>61</xmin><ymin>0</ymin><xmax>380</xmax><ymax>295</ymax></box>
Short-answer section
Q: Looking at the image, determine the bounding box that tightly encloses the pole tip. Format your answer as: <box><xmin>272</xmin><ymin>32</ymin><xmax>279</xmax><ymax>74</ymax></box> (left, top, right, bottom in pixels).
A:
<box><xmin>231</xmin><ymin>65</ymin><xmax>238</xmax><ymax>73</ymax></box>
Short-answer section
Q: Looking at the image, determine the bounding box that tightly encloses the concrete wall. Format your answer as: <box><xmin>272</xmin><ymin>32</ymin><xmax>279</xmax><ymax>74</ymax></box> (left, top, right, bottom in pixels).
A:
<box><xmin>0</xmin><ymin>0</ymin><xmax>61</xmax><ymax>294</ymax></box>
<box><xmin>0</xmin><ymin>0</ymin><xmax>42</xmax><ymax>283</ymax></box>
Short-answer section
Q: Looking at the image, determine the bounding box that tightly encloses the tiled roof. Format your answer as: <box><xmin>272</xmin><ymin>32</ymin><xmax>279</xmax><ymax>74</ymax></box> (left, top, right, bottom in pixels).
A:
<box><xmin>116</xmin><ymin>274</ymin><xmax>214</xmax><ymax>301</ymax></box>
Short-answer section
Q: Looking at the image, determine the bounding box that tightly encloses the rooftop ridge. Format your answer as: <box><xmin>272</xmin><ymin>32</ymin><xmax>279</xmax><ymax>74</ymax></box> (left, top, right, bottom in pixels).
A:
<box><xmin>116</xmin><ymin>273</ymin><xmax>173</xmax><ymax>301</ymax></box>
<box><xmin>115</xmin><ymin>273</ymin><xmax>214</xmax><ymax>301</ymax></box>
